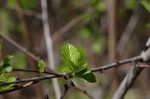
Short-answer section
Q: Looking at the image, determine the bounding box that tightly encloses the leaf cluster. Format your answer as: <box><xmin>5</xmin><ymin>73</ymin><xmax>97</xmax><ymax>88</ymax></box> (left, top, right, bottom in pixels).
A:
<box><xmin>0</xmin><ymin>56</ymin><xmax>16</xmax><ymax>91</ymax></box>
<box><xmin>60</xmin><ymin>43</ymin><xmax>96</xmax><ymax>83</ymax></box>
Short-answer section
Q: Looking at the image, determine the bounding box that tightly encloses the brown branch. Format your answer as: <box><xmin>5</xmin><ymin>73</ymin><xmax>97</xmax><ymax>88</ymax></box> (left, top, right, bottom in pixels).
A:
<box><xmin>0</xmin><ymin>37</ymin><xmax>149</xmax><ymax>95</ymax></box>
<box><xmin>0</xmin><ymin>33</ymin><xmax>40</xmax><ymax>61</ymax></box>
<box><xmin>40</xmin><ymin>0</ymin><xmax>61</xmax><ymax>98</ymax></box>
<box><xmin>0</xmin><ymin>81</ymin><xmax>38</xmax><ymax>94</ymax></box>
<box><xmin>6</xmin><ymin>7</ymin><xmax>41</xmax><ymax>19</ymax></box>
<box><xmin>52</xmin><ymin>15</ymin><xmax>83</xmax><ymax>44</ymax></box>
<box><xmin>13</xmin><ymin>68</ymin><xmax>58</xmax><ymax>75</ymax></box>
<box><xmin>0</xmin><ymin>75</ymin><xmax>62</xmax><ymax>86</ymax></box>
<box><xmin>113</xmin><ymin>37</ymin><xmax>150</xmax><ymax>99</ymax></box>
<box><xmin>0</xmin><ymin>55</ymin><xmax>144</xmax><ymax>95</ymax></box>
<box><xmin>118</xmin><ymin>3</ymin><xmax>145</xmax><ymax>55</ymax></box>
<box><xmin>60</xmin><ymin>83</ymin><xmax>71</xmax><ymax>99</ymax></box>
<box><xmin>0</xmin><ymin>33</ymin><xmax>57</xmax><ymax>74</ymax></box>
<box><xmin>91</xmin><ymin>56</ymin><xmax>142</xmax><ymax>72</ymax></box>
<box><xmin>0</xmin><ymin>55</ymin><xmax>143</xmax><ymax>88</ymax></box>
<box><xmin>112</xmin><ymin>64</ymin><xmax>143</xmax><ymax>99</ymax></box>
<box><xmin>73</xmin><ymin>86</ymin><xmax>93</xmax><ymax>99</ymax></box>
<box><xmin>16</xmin><ymin>0</ymin><xmax>33</xmax><ymax>50</ymax></box>
<box><xmin>106</xmin><ymin>0</ymin><xmax>120</xmax><ymax>89</ymax></box>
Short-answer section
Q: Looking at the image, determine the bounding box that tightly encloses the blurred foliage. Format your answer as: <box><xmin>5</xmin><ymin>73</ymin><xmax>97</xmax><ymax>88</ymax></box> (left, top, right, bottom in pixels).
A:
<box><xmin>37</xmin><ymin>60</ymin><xmax>46</xmax><ymax>72</ymax></box>
<box><xmin>125</xmin><ymin>0</ymin><xmax>137</xmax><ymax>9</ymax></box>
<box><xmin>0</xmin><ymin>10</ymin><xmax>14</xmax><ymax>33</ymax></box>
<box><xmin>145</xmin><ymin>23</ymin><xmax>150</xmax><ymax>28</ymax></box>
<box><xmin>79</xmin><ymin>0</ymin><xmax>106</xmax><ymax>54</ymax></box>
<box><xmin>141</xmin><ymin>0</ymin><xmax>150</xmax><ymax>12</ymax></box>
<box><xmin>80</xmin><ymin>24</ymin><xmax>105</xmax><ymax>54</ymax></box>
<box><xmin>7</xmin><ymin>0</ymin><xmax>37</xmax><ymax>10</ymax></box>
<box><xmin>11</xmin><ymin>52</ymin><xmax>27</xmax><ymax>69</ymax></box>
<box><xmin>90</xmin><ymin>0</ymin><xmax>106</xmax><ymax>12</ymax></box>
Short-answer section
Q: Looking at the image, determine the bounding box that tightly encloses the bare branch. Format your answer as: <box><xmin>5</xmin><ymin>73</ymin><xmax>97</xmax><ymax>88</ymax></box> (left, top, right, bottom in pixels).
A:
<box><xmin>113</xmin><ymin>37</ymin><xmax>150</xmax><ymax>99</ymax></box>
<box><xmin>91</xmin><ymin>56</ymin><xmax>142</xmax><ymax>72</ymax></box>
<box><xmin>74</xmin><ymin>86</ymin><xmax>93</xmax><ymax>99</ymax></box>
<box><xmin>7</xmin><ymin>7</ymin><xmax>41</xmax><ymax>19</ymax></box>
<box><xmin>40</xmin><ymin>0</ymin><xmax>61</xmax><ymax>98</ymax></box>
<box><xmin>0</xmin><ymin>81</ymin><xmax>38</xmax><ymax>94</ymax></box>
<box><xmin>118</xmin><ymin>4</ymin><xmax>145</xmax><ymax>55</ymax></box>
<box><xmin>112</xmin><ymin>64</ymin><xmax>143</xmax><ymax>99</ymax></box>
<box><xmin>52</xmin><ymin>15</ymin><xmax>83</xmax><ymax>44</ymax></box>
<box><xmin>0</xmin><ymin>33</ymin><xmax>40</xmax><ymax>61</ymax></box>
<box><xmin>0</xmin><ymin>37</ymin><xmax>149</xmax><ymax>96</ymax></box>
<box><xmin>0</xmin><ymin>33</ymin><xmax>57</xmax><ymax>74</ymax></box>
<box><xmin>0</xmin><ymin>53</ymin><xmax>145</xmax><ymax>95</ymax></box>
<box><xmin>60</xmin><ymin>83</ymin><xmax>71</xmax><ymax>99</ymax></box>
<box><xmin>13</xmin><ymin>68</ymin><xmax>58</xmax><ymax>75</ymax></box>
<box><xmin>0</xmin><ymin>75</ymin><xmax>61</xmax><ymax>86</ymax></box>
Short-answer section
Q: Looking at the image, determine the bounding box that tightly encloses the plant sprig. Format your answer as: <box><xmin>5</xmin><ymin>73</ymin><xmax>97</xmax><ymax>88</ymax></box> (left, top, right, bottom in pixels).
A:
<box><xmin>59</xmin><ymin>43</ymin><xmax>96</xmax><ymax>83</ymax></box>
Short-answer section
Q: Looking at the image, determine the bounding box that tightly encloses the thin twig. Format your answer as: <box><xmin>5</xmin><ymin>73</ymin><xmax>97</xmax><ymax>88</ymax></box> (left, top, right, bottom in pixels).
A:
<box><xmin>0</xmin><ymin>55</ymin><xmax>143</xmax><ymax>87</ymax></box>
<box><xmin>44</xmin><ymin>94</ymin><xmax>49</xmax><ymax>99</ymax></box>
<box><xmin>13</xmin><ymin>55</ymin><xmax>142</xmax><ymax>75</ymax></box>
<box><xmin>91</xmin><ymin>56</ymin><xmax>142</xmax><ymax>72</ymax></box>
<box><xmin>13</xmin><ymin>68</ymin><xmax>57</xmax><ymax>75</ymax></box>
<box><xmin>118</xmin><ymin>3</ymin><xmax>144</xmax><ymax>55</ymax></box>
<box><xmin>113</xmin><ymin>37</ymin><xmax>150</xmax><ymax>99</ymax></box>
<box><xmin>6</xmin><ymin>6</ymin><xmax>41</xmax><ymax>19</ymax></box>
<box><xmin>0</xmin><ymin>81</ymin><xmax>38</xmax><ymax>94</ymax></box>
<box><xmin>0</xmin><ymin>54</ymin><xmax>145</xmax><ymax>94</ymax></box>
<box><xmin>16</xmin><ymin>0</ymin><xmax>33</xmax><ymax>50</ymax></box>
<box><xmin>40</xmin><ymin>0</ymin><xmax>61</xmax><ymax>98</ymax></box>
<box><xmin>52</xmin><ymin>15</ymin><xmax>83</xmax><ymax>44</ymax></box>
<box><xmin>0</xmin><ymin>75</ymin><xmax>61</xmax><ymax>86</ymax></box>
<box><xmin>0</xmin><ymin>33</ymin><xmax>57</xmax><ymax>74</ymax></box>
<box><xmin>0</xmin><ymin>33</ymin><xmax>40</xmax><ymax>61</ymax></box>
<box><xmin>74</xmin><ymin>86</ymin><xmax>93</xmax><ymax>99</ymax></box>
<box><xmin>112</xmin><ymin>64</ymin><xmax>143</xmax><ymax>99</ymax></box>
<box><xmin>60</xmin><ymin>83</ymin><xmax>71</xmax><ymax>99</ymax></box>
<box><xmin>0</xmin><ymin>37</ymin><xmax>149</xmax><ymax>95</ymax></box>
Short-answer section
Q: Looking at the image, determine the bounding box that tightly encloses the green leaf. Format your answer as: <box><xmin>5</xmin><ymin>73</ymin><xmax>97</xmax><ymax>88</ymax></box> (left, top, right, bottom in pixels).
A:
<box><xmin>60</xmin><ymin>43</ymin><xmax>87</xmax><ymax>73</ymax></box>
<box><xmin>0</xmin><ymin>56</ymin><xmax>13</xmax><ymax>73</ymax></box>
<box><xmin>141</xmin><ymin>0</ymin><xmax>150</xmax><ymax>12</ymax></box>
<box><xmin>0</xmin><ymin>73</ymin><xmax>16</xmax><ymax>91</ymax></box>
<box><xmin>38</xmin><ymin>60</ymin><xmax>46</xmax><ymax>72</ymax></box>
<box><xmin>75</xmin><ymin>68</ymin><xmax>96</xmax><ymax>83</ymax></box>
<box><xmin>59</xmin><ymin>43</ymin><xmax>96</xmax><ymax>83</ymax></box>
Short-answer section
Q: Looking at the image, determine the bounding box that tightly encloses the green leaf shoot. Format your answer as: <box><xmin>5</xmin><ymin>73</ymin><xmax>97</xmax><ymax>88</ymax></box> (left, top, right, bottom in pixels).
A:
<box><xmin>60</xmin><ymin>43</ymin><xmax>87</xmax><ymax>73</ymax></box>
<box><xmin>75</xmin><ymin>68</ymin><xmax>96</xmax><ymax>83</ymax></box>
<box><xmin>0</xmin><ymin>55</ymin><xmax>13</xmax><ymax>73</ymax></box>
<box><xmin>0</xmin><ymin>73</ymin><xmax>16</xmax><ymax>91</ymax></box>
<box><xmin>59</xmin><ymin>43</ymin><xmax>96</xmax><ymax>83</ymax></box>
<box><xmin>38</xmin><ymin>60</ymin><xmax>46</xmax><ymax>72</ymax></box>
